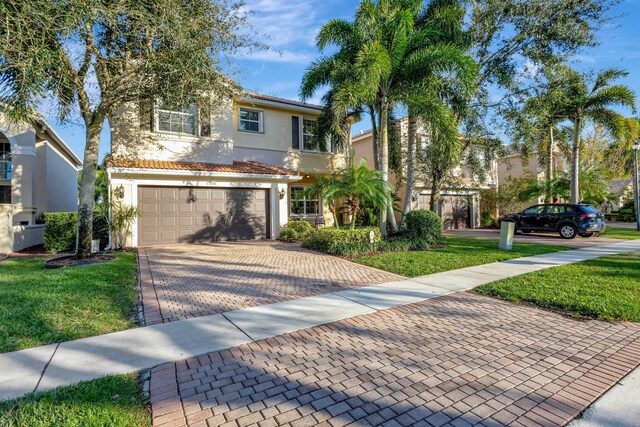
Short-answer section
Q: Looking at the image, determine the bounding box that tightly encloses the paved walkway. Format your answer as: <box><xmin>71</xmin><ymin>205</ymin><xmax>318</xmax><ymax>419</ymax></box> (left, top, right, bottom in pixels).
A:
<box><xmin>140</xmin><ymin>242</ymin><xmax>403</xmax><ymax>324</ymax></box>
<box><xmin>1</xmin><ymin>239</ymin><xmax>639</xmax><ymax>406</ymax></box>
<box><xmin>607</xmin><ymin>222</ymin><xmax>638</xmax><ymax>229</ymax></box>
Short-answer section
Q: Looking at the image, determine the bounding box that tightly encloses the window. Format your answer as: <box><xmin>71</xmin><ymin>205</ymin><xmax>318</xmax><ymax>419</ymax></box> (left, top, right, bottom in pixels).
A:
<box><xmin>0</xmin><ymin>186</ymin><xmax>9</xmax><ymax>204</ymax></box>
<box><xmin>290</xmin><ymin>186</ymin><xmax>320</xmax><ymax>216</ymax></box>
<box><xmin>0</xmin><ymin>138</ymin><xmax>10</xmax><ymax>204</ymax></box>
<box><xmin>239</xmin><ymin>108</ymin><xmax>263</xmax><ymax>132</ymax></box>
<box><xmin>302</xmin><ymin>118</ymin><xmax>316</xmax><ymax>151</ymax></box>
<box><xmin>0</xmin><ymin>140</ymin><xmax>10</xmax><ymax>180</ymax></box>
<box><xmin>157</xmin><ymin>104</ymin><xmax>197</xmax><ymax>135</ymax></box>
<box><xmin>523</xmin><ymin>205</ymin><xmax>545</xmax><ymax>215</ymax></box>
<box><xmin>545</xmin><ymin>205</ymin><xmax>564</xmax><ymax>214</ymax></box>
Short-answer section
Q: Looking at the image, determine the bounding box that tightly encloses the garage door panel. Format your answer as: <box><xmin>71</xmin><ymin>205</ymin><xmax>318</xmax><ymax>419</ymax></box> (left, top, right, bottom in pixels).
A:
<box><xmin>138</xmin><ymin>186</ymin><xmax>270</xmax><ymax>246</ymax></box>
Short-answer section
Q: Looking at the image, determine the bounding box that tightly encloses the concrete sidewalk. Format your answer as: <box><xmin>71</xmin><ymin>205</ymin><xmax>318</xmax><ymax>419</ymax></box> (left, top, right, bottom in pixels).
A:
<box><xmin>1</xmin><ymin>239</ymin><xmax>639</xmax><ymax>402</ymax></box>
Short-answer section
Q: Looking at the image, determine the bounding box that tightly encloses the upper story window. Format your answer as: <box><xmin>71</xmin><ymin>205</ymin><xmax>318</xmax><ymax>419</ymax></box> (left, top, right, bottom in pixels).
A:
<box><xmin>156</xmin><ymin>104</ymin><xmax>197</xmax><ymax>135</ymax></box>
<box><xmin>0</xmin><ymin>137</ymin><xmax>10</xmax><ymax>204</ymax></box>
<box><xmin>301</xmin><ymin>118</ymin><xmax>330</xmax><ymax>153</ymax></box>
<box><xmin>239</xmin><ymin>108</ymin><xmax>263</xmax><ymax>133</ymax></box>
<box><xmin>0</xmin><ymin>140</ymin><xmax>11</xmax><ymax>180</ymax></box>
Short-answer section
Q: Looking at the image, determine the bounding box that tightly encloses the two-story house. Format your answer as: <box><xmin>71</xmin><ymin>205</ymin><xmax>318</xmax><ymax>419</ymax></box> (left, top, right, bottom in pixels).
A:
<box><xmin>351</xmin><ymin>118</ymin><xmax>498</xmax><ymax>229</ymax></box>
<box><xmin>107</xmin><ymin>93</ymin><xmax>346</xmax><ymax>246</ymax></box>
<box><xmin>0</xmin><ymin>108</ymin><xmax>82</xmax><ymax>253</ymax></box>
<box><xmin>498</xmin><ymin>146</ymin><xmax>569</xmax><ymax>204</ymax></box>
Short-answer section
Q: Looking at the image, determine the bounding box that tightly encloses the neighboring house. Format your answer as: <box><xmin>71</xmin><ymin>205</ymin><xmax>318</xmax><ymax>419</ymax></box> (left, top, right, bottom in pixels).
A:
<box><xmin>602</xmin><ymin>178</ymin><xmax>634</xmax><ymax>213</ymax></box>
<box><xmin>107</xmin><ymin>93</ymin><xmax>346</xmax><ymax>246</ymax></box>
<box><xmin>351</xmin><ymin>118</ymin><xmax>498</xmax><ymax>230</ymax></box>
<box><xmin>498</xmin><ymin>147</ymin><xmax>568</xmax><ymax>188</ymax></box>
<box><xmin>0</xmin><ymin>108</ymin><xmax>82</xmax><ymax>253</ymax></box>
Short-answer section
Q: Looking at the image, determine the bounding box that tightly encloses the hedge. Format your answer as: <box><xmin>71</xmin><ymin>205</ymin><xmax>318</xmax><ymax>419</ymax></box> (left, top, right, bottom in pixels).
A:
<box><xmin>302</xmin><ymin>227</ymin><xmax>380</xmax><ymax>256</ymax></box>
<box><xmin>44</xmin><ymin>212</ymin><xmax>78</xmax><ymax>253</ymax></box>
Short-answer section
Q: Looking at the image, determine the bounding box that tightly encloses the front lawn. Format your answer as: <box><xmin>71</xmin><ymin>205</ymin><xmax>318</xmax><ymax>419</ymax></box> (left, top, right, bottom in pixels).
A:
<box><xmin>0</xmin><ymin>374</ymin><xmax>150</xmax><ymax>427</ymax></box>
<box><xmin>0</xmin><ymin>253</ymin><xmax>137</xmax><ymax>353</ymax></box>
<box><xmin>602</xmin><ymin>227</ymin><xmax>640</xmax><ymax>240</ymax></box>
<box><xmin>476</xmin><ymin>252</ymin><xmax>640</xmax><ymax>321</ymax></box>
<box><xmin>355</xmin><ymin>236</ymin><xmax>568</xmax><ymax>277</ymax></box>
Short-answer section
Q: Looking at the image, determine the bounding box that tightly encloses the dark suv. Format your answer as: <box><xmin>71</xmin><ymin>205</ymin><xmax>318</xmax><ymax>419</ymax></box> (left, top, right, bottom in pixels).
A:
<box><xmin>501</xmin><ymin>203</ymin><xmax>606</xmax><ymax>239</ymax></box>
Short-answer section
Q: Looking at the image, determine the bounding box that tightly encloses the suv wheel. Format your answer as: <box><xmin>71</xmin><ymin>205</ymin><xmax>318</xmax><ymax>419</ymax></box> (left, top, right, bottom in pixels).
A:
<box><xmin>559</xmin><ymin>224</ymin><xmax>578</xmax><ymax>239</ymax></box>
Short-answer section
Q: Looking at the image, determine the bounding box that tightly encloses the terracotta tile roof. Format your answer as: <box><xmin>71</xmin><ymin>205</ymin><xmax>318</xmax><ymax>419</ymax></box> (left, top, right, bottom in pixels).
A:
<box><xmin>246</xmin><ymin>93</ymin><xmax>323</xmax><ymax>111</ymax></box>
<box><xmin>108</xmin><ymin>158</ymin><xmax>297</xmax><ymax>176</ymax></box>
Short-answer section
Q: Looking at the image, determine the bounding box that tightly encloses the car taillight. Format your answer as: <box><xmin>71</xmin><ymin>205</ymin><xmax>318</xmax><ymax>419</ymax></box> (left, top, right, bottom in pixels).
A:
<box><xmin>579</xmin><ymin>213</ymin><xmax>596</xmax><ymax>218</ymax></box>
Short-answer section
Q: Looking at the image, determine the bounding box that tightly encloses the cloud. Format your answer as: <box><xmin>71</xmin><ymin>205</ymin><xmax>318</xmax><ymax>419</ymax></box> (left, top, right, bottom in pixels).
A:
<box><xmin>244</xmin><ymin>0</ymin><xmax>321</xmax><ymax>48</ymax></box>
<box><xmin>238</xmin><ymin>49</ymin><xmax>313</xmax><ymax>63</ymax></box>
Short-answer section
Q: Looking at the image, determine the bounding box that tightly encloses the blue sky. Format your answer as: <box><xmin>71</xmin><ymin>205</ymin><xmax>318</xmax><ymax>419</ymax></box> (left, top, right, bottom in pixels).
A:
<box><xmin>47</xmin><ymin>0</ymin><xmax>640</xmax><ymax>161</ymax></box>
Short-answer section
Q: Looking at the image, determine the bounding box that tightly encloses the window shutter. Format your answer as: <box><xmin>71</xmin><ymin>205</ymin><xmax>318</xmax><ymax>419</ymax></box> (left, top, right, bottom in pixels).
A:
<box><xmin>200</xmin><ymin>103</ymin><xmax>211</xmax><ymax>137</ymax></box>
<box><xmin>139</xmin><ymin>101</ymin><xmax>154</xmax><ymax>131</ymax></box>
<box><xmin>292</xmin><ymin>116</ymin><xmax>300</xmax><ymax>149</ymax></box>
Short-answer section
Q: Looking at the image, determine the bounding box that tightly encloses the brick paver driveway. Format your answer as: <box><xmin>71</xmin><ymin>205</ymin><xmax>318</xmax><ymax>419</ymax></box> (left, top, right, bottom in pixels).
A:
<box><xmin>150</xmin><ymin>293</ymin><xmax>640</xmax><ymax>427</ymax></box>
<box><xmin>139</xmin><ymin>241</ymin><xmax>403</xmax><ymax>324</ymax></box>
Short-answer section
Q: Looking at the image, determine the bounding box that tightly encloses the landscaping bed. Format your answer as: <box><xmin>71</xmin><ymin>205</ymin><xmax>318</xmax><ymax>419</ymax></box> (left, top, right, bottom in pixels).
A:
<box><xmin>0</xmin><ymin>374</ymin><xmax>150</xmax><ymax>427</ymax></box>
<box><xmin>0</xmin><ymin>252</ymin><xmax>137</xmax><ymax>353</ymax></box>
<box><xmin>475</xmin><ymin>252</ymin><xmax>640</xmax><ymax>321</ymax></box>
<box><xmin>354</xmin><ymin>235</ymin><xmax>568</xmax><ymax>277</ymax></box>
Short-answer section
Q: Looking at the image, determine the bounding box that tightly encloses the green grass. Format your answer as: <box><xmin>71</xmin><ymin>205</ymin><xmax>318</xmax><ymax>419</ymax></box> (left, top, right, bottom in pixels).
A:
<box><xmin>0</xmin><ymin>374</ymin><xmax>150</xmax><ymax>427</ymax></box>
<box><xmin>0</xmin><ymin>253</ymin><xmax>137</xmax><ymax>353</ymax></box>
<box><xmin>355</xmin><ymin>236</ymin><xmax>568</xmax><ymax>277</ymax></box>
<box><xmin>476</xmin><ymin>252</ymin><xmax>640</xmax><ymax>322</ymax></box>
<box><xmin>602</xmin><ymin>227</ymin><xmax>640</xmax><ymax>240</ymax></box>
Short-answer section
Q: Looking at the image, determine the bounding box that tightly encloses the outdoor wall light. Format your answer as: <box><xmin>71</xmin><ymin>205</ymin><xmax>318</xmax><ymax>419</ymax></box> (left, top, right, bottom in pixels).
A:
<box><xmin>279</xmin><ymin>188</ymin><xmax>286</xmax><ymax>200</ymax></box>
<box><xmin>115</xmin><ymin>184</ymin><xmax>125</xmax><ymax>199</ymax></box>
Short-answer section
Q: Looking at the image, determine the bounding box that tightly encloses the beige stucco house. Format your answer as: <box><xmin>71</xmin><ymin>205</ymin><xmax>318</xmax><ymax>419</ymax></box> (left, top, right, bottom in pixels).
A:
<box><xmin>0</xmin><ymin>108</ymin><xmax>82</xmax><ymax>253</ymax></box>
<box><xmin>351</xmin><ymin>118</ymin><xmax>498</xmax><ymax>230</ymax></box>
<box><xmin>107</xmin><ymin>93</ymin><xmax>347</xmax><ymax>247</ymax></box>
<box><xmin>498</xmin><ymin>148</ymin><xmax>568</xmax><ymax>187</ymax></box>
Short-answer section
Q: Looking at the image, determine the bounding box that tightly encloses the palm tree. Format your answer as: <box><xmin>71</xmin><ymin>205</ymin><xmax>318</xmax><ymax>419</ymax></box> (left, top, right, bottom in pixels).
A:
<box><xmin>555</xmin><ymin>67</ymin><xmax>636</xmax><ymax>202</ymax></box>
<box><xmin>301</xmin><ymin>0</ymin><xmax>476</xmax><ymax>235</ymax></box>
<box><xmin>299</xmin><ymin>160</ymin><xmax>392</xmax><ymax>230</ymax></box>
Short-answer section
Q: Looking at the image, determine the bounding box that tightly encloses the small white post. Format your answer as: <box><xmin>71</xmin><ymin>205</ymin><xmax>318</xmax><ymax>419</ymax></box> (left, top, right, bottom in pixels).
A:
<box><xmin>499</xmin><ymin>221</ymin><xmax>515</xmax><ymax>251</ymax></box>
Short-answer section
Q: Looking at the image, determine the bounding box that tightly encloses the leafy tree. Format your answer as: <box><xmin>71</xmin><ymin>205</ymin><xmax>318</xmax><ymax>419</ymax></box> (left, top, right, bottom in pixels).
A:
<box><xmin>0</xmin><ymin>0</ymin><xmax>255</xmax><ymax>257</ymax></box>
<box><xmin>461</xmin><ymin>0</ymin><xmax>618</xmax><ymax>186</ymax></box>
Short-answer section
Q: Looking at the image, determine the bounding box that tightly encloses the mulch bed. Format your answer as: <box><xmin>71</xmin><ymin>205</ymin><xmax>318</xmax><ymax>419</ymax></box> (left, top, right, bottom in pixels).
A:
<box><xmin>44</xmin><ymin>254</ymin><xmax>116</xmax><ymax>269</ymax></box>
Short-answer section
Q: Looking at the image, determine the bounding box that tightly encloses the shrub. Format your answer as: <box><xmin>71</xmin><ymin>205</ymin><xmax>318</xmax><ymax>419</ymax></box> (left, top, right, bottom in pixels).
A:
<box><xmin>44</xmin><ymin>212</ymin><xmax>78</xmax><ymax>253</ymax></box>
<box><xmin>278</xmin><ymin>228</ymin><xmax>298</xmax><ymax>242</ymax></box>
<box><xmin>480</xmin><ymin>210</ymin><xmax>498</xmax><ymax>228</ymax></box>
<box><xmin>402</xmin><ymin>210</ymin><xmax>442</xmax><ymax>245</ymax></box>
<box><xmin>302</xmin><ymin>227</ymin><xmax>381</xmax><ymax>256</ymax></box>
<box><xmin>286</xmin><ymin>220</ymin><xmax>315</xmax><ymax>239</ymax></box>
<box><xmin>278</xmin><ymin>220</ymin><xmax>315</xmax><ymax>242</ymax></box>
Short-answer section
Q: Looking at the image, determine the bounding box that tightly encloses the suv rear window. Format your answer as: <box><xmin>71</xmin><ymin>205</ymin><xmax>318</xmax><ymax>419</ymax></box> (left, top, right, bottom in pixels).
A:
<box><xmin>580</xmin><ymin>205</ymin><xmax>600</xmax><ymax>214</ymax></box>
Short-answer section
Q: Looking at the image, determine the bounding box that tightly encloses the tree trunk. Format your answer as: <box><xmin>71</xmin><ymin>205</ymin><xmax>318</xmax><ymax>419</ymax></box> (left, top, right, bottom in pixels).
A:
<box><xmin>369</xmin><ymin>105</ymin><xmax>379</xmax><ymax>170</ymax></box>
<box><xmin>379</xmin><ymin>100</ymin><xmax>389</xmax><ymax>237</ymax></box>
<box><xmin>544</xmin><ymin>126</ymin><xmax>554</xmax><ymax>203</ymax></box>
<box><xmin>76</xmin><ymin>123</ymin><xmax>103</xmax><ymax>258</ymax></box>
<box><xmin>570</xmin><ymin>118</ymin><xmax>581</xmax><ymax>203</ymax></box>
<box><xmin>429</xmin><ymin>177</ymin><xmax>441</xmax><ymax>213</ymax></box>
<box><xmin>345</xmin><ymin>122</ymin><xmax>353</xmax><ymax>167</ymax></box>
<box><xmin>402</xmin><ymin>112</ymin><xmax>417</xmax><ymax>224</ymax></box>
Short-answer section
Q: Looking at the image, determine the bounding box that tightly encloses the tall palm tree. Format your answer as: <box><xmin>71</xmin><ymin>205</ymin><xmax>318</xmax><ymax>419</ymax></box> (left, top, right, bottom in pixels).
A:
<box><xmin>556</xmin><ymin>67</ymin><xmax>636</xmax><ymax>202</ymax></box>
<box><xmin>301</xmin><ymin>0</ymin><xmax>475</xmax><ymax>235</ymax></box>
